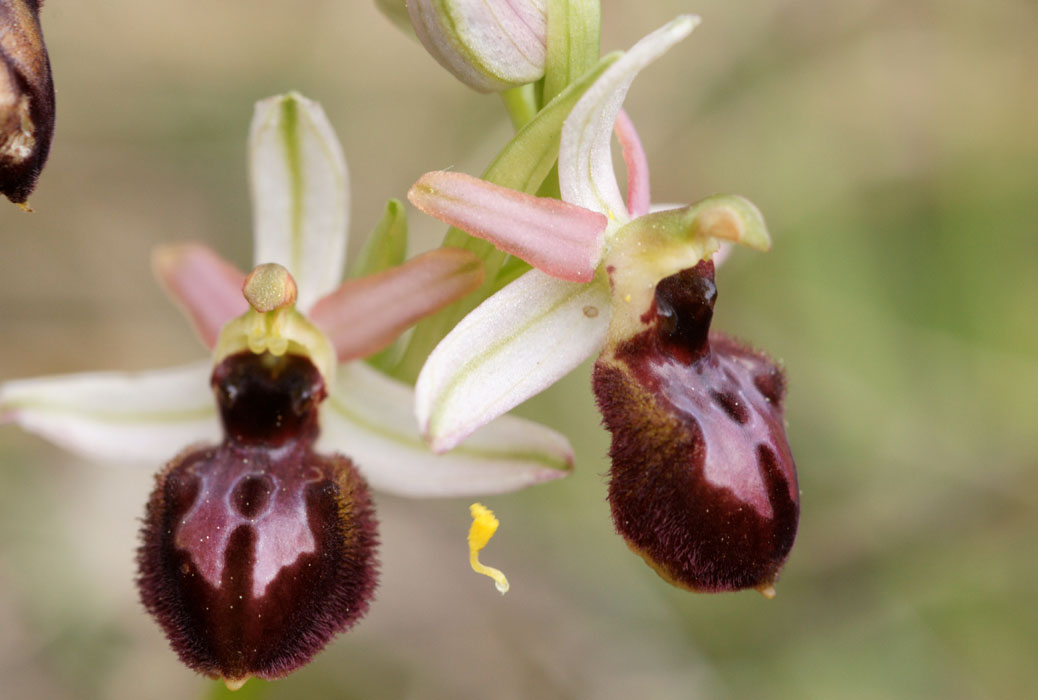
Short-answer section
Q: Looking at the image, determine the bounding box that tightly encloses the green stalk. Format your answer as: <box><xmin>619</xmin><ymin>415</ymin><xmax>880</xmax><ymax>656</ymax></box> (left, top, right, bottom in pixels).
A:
<box><xmin>500</xmin><ymin>84</ymin><xmax>539</xmax><ymax>130</ymax></box>
<box><xmin>543</xmin><ymin>0</ymin><xmax>602</xmax><ymax>104</ymax></box>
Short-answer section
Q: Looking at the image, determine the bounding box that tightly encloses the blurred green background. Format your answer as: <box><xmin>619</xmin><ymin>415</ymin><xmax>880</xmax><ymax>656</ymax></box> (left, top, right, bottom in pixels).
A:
<box><xmin>1</xmin><ymin>1</ymin><xmax>1035</xmax><ymax>698</ymax></box>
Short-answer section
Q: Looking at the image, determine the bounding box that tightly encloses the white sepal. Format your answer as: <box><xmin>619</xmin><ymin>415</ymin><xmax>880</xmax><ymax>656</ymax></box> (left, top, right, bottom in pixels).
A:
<box><xmin>559</xmin><ymin>15</ymin><xmax>698</xmax><ymax>227</ymax></box>
<box><xmin>249</xmin><ymin>92</ymin><xmax>350</xmax><ymax>311</ymax></box>
<box><xmin>0</xmin><ymin>362</ymin><xmax>219</xmax><ymax>464</ymax></box>
<box><xmin>319</xmin><ymin>361</ymin><xmax>572</xmax><ymax>497</ymax></box>
<box><xmin>416</xmin><ymin>268</ymin><xmax>610</xmax><ymax>452</ymax></box>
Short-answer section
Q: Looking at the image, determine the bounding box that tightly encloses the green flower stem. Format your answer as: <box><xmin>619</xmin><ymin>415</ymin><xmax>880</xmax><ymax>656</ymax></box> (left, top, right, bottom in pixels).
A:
<box><xmin>393</xmin><ymin>53</ymin><xmax>620</xmax><ymax>383</ymax></box>
<box><xmin>500</xmin><ymin>84</ymin><xmax>540</xmax><ymax>130</ymax></box>
<box><xmin>543</xmin><ymin>0</ymin><xmax>602</xmax><ymax>103</ymax></box>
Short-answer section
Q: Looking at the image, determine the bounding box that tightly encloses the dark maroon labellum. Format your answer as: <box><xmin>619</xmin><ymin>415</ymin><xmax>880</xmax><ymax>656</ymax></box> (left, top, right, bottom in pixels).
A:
<box><xmin>138</xmin><ymin>352</ymin><xmax>378</xmax><ymax>683</ymax></box>
<box><xmin>0</xmin><ymin>0</ymin><xmax>55</xmax><ymax>204</ymax></box>
<box><xmin>593</xmin><ymin>261</ymin><xmax>799</xmax><ymax>594</ymax></box>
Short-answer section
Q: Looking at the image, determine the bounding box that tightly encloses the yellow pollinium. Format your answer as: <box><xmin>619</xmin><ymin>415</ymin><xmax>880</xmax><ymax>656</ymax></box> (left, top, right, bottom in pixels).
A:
<box><xmin>468</xmin><ymin>503</ymin><xmax>510</xmax><ymax>594</ymax></box>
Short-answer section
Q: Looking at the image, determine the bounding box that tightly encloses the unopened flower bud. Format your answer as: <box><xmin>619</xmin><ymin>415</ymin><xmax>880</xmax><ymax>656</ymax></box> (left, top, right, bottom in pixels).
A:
<box><xmin>138</xmin><ymin>351</ymin><xmax>379</xmax><ymax>685</ymax></box>
<box><xmin>594</xmin><ymin>261</ymin><xmax>798</xmax><ymax>595</ymax></box>
<box><xmin>408</xmin><ymin>0</ymin><xmax>547</xmax><ymax>92</ymax></box>
<box><xmin>0</xmin><ymin>0</ymin><xmax>54</xmax><ymax>205</ymax></box>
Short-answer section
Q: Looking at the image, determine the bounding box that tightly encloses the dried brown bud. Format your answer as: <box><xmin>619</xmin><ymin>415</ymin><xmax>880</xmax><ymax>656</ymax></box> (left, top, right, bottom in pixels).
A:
<box><xmin>0</xmin><ymin>0</ymin><xmax>54</xmax><ymax>205</ymax></box>
<box><xmin>138</xmin><ymin>352</ymin><xmax>379</xmax><ymax>684</ymax></box>
<box><xmin>594</xmin><ymin>261</ymin><xmax>798</xmax><ymax>595</ymax></box>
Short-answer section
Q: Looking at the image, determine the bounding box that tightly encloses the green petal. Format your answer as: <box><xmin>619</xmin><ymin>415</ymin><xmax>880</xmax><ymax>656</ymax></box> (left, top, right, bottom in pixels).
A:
<box><xmin>350</xmin><ymin>198</ymin><xmax>408</xmax><ymax>278</ymax></box>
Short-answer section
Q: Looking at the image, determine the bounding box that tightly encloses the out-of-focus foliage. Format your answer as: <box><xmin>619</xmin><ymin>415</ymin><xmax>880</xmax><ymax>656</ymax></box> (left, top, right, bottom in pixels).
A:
<box><xmin>1</xmin><ymin>1</ymin><xmax>1035</xmax><ymax>698</ymax></box>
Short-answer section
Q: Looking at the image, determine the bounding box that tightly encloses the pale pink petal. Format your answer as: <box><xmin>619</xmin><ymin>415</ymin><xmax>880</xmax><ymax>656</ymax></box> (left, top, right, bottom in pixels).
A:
<box><xmin>416</xmin><ymin>269</ymin><xmax>611</xmax><ymax>452</ymax></box>
<box><xmin>152</xmin><ymin>244</ymin><xmax>248</xmax><ymax>348</ymax></box>
<box><xmin>250</xmin><ymin>93</ymin><xmax>350</xmax><ymax>311</ymax></box>
<box><xmin>309</xmin><ymin>248</ymin><xmax>485</xmax><ymax>363</ymax></box>
<box><xmin>408</xmin><ymin>170</ymin><xmax>607</xmax><ymax>282</ymax></box>
<box><xmin>319</xmin><ymin>361</ymin><xmax>572</xmax><ymax>497</ymax></box>
<box><xmin>559</xmin><ymin>16</ymin><xmax>698</xmax><ymax>226</ymax></box>
<box><xmin>614</xmin><ymin>109</ymin><xmax>650</xmax><ymax>218</ymax></box>
<box><xmin>0</xmin><ymin>362</ymin><xmax>220</xmax><ymax>465</ymax></box>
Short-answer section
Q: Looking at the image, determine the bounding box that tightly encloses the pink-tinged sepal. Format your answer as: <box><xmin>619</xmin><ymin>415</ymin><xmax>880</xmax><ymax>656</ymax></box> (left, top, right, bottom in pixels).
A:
<box><xmin>593</xmin><ymin>262</ymin><xmax>798</xmax><ymax>594</ymax></box>
<box><xmin>408</xmin><ymin>171</ymin><xmax>607</xmax><ymax>282</ymax></box>
<box><xmin>152</xmin><ymin>244</ymin><xmax>249</xmax><ymax>349</ymax></box>
<box><xmin>138</xmin><ymin>352</ymin><xmax>378</xmax><ymax>684</ymax></box>
<box><xmin>310</xmin><ymin>247</ymin><xmax>484</xmax><ymax>362</ymax></box>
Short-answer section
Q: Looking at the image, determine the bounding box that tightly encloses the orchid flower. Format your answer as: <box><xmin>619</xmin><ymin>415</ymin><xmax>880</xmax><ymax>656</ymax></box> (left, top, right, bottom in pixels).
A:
<box><xmin>408</xmin><ymin>16</ymin><xmax>800</xmax><ymax>595</ymax></box>
<box><xmin>0</xmin><ymin>92</ymin><xmax>572</xmax><ymax>685</ymax></box>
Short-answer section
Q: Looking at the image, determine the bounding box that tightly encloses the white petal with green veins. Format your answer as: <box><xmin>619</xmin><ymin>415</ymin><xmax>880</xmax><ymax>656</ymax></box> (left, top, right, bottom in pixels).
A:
<box><xmin>416</xmin><ymin>268</ymin><xmax>611</xmax><ymax>453</ymax></box>
<box><xmin>320</xmin><ymin>362</ymin><xmax>572</xmax><ymax>497</ymax></box>
<box><xmin>250</xmin><ymin>93</ymin><xmax>350</xmax><ymax>311</ymax></box>
<box><xmin>0</xmin><ymin>362</ymin><xmax>219</xmax><ymax>464</ymax></box>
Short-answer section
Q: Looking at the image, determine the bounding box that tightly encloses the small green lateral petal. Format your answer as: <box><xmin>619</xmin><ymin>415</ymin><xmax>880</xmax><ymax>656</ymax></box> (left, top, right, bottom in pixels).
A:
<box><xmin>350</xmin><ymin>198</ymin><xmax>408</xmax><ymax>278</ymax></box>
<box><xmin>0</xmin><ymin>362</ymin><xmax>219</xmax><ymax>464</ymax></box>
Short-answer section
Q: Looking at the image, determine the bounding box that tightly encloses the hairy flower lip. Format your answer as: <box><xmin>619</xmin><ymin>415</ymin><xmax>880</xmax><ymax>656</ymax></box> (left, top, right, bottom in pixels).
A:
<box><xmin>597</xmin><ymin>263</ymin><xmax>798</xmax><ymax>594</ymax></box>
<box><xmin>138</xmin><ymin>352</ymin><xmax>380</xmax><ymax>682</ymax></box>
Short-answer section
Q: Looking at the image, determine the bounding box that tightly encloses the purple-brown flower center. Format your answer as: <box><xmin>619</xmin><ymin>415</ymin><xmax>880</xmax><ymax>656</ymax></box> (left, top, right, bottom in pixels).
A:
<box><xmin>594</xmin><ymin>261</ymin><xmax>798</xmax><ymax>593</ymax></box>
<box><xmin>138</xmin><ymin>352</ymin><xmax>378</xmax><ymax>682</ymax></box>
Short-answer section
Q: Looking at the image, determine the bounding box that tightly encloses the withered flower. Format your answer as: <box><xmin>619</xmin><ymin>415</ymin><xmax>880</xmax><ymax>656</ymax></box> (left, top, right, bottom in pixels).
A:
<box><xmin>0</xmin><ymin>0</ymin><xmax>54</xmax><ymax>205</ymax></box>
<box><xmin>408</xmin><ymin>16</ymin><xmax>799</xmax><ymax>595</ymax></box>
